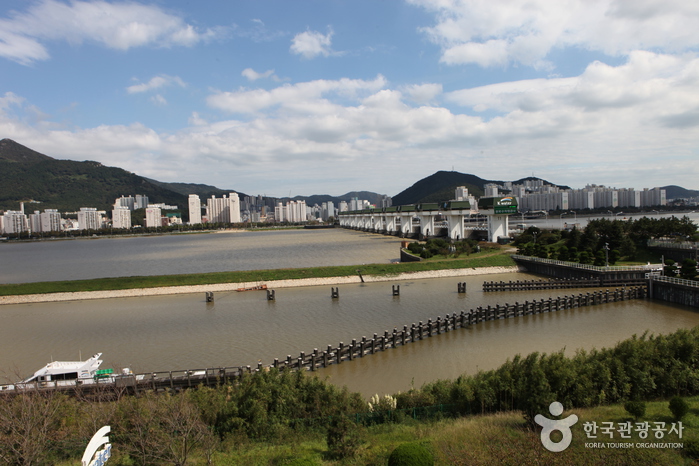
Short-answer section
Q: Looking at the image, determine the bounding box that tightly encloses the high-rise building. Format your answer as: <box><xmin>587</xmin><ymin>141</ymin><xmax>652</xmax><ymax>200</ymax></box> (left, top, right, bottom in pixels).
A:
<box><xmin>145</xmin><ymin>205</ymin><xmax>162</xmax><ymax>228</ymax></box>
<box><xmin>40</xmin><ymin>209</ymin><xmax>62</xmax><ymax>232</ymax></box>
<box><xmin>188</xmin><ymin>194</ymin><xmax>202</xmax><ymax>225</ymax></box>
<box><xmin>135</xmin><ymin>195</ymin><xmax>149</xmax><ymax>210</ymax></box>
<box><xmin>1</xmin><ymin>211</ymin><xmax>27</xmax><ymax>234</ymax></box>
<box><xmin>77</xmin><ymin>208</ymin><xmax>102</xmax><ymax>230</ymax></box>
<box><xmin>206</xmin><ymin>193</ymin><xmax>241</xmax><ymax>224</ymax></box>
<box><xmin>112</xmin><ymin>206</ymin><xmax>132</xmax><ymax>229</ymax></box>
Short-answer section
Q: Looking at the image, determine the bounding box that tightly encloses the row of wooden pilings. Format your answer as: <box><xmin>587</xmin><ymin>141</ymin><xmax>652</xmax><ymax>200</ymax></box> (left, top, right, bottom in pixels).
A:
<box><xmin>269</xmin><ymin>286</ymin><xmax>646</xmax><ymax>373</ymax></box>
<box><xmin>483</xmin><ymin>278</ymin><xmax>602</xmax><ymax>292</ymax></box>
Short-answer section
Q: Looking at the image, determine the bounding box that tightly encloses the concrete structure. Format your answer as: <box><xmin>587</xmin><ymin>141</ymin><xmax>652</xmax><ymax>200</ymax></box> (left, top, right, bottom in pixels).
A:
<box><xmin>206</xmin><ymin>193</ymin><xmax>241</xmax><ymax>224</ymax></box>
<box><xmin>77</xmin><ymin>208</ymin><xmax>102</xmax><ymax>231</ymax></box>
<box><xmin>114</xmin><ymin>195</ymin><xmax>135</xmax><ymax>210</ymax></box>
<box><xmin>112</xmin><ymin>206</ymin><xmax>131</xmax><ymax>229</ymax></box>
<box><xmin>145</xmin><ymin>206</ymin><xmax>162</xmax><ymax>228</ymax></box>
<box><xmin>135</xmin><ymin>195</ymin><xmax>149</xmax><ymax>210</ymax></box>
<box><xmin>338</xmin><ymin>196</ymin><xmax>517</xmax><ymax>242</ymax></box>
<box><xmin>2</xmin><ymin>210</ymin><xmax>28</xmax><ymax>234</ymax></box>
<box><xmin>188</xmin><ymin>194</ymin><xmax>202</xmax><ymax>225</ymax></box>
<box><xmin>40</xmin><ymin>209</ymin><xmax>61</xmax><ymax>232</ymax></box>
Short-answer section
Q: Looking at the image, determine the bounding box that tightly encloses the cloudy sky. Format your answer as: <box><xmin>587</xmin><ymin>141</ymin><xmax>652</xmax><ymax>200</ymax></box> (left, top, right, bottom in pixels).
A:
<box><xmin>1</xmin><ymin>0</ymin><xmax>698</xmax><ymax>197</ymax></box>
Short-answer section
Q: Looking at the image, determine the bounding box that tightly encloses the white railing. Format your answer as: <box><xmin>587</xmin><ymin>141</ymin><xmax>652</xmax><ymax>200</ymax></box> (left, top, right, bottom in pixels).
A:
<box><xmin>648</xmin><ymin>240</ymin><xmax>699</xmax><ymax>250</ymax></box>
<box><xmin>648</xmin><ymin>275</ymin><xmax>699</xmax><ymax>288</ymax></box>
<box><xmin>511</xmin><ymin>255</ymin><xmax>663</xmax><ymax>272</ymax></box>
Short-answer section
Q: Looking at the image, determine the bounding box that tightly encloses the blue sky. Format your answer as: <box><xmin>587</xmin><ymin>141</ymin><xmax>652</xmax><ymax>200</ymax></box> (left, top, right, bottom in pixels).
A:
<box><xmin>1</xmin><ymin>0</ymin><xmax>698</xmax><ymax>198</ymax></box>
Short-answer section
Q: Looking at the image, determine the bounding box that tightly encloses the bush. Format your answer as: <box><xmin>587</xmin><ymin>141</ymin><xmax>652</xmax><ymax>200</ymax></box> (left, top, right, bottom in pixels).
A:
<box><xmin>388</xmin><ymin>442</ymin><xmax>434</xmax><ymax>466</ymax></box>
<box><xmin>326</xmin><ymin>416</ymin><xmax>362</xmax><ymax>459</ymax></box>
<box><xmin>624</xmin><ymin>401</ymin><xmax>646</xmax><ymax>420</ymax></box>
<box><xmin>669</xmin><ymin>396</ymin><xmax>690</xmax><ymax>421</ymax></box>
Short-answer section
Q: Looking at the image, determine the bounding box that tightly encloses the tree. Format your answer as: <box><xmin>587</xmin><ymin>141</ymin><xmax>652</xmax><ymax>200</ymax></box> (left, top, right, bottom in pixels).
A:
<box><xmin>680</xmin><ymin>259</ymin><xmax>698</xmax><ymax>280</ymax></box>
<box><xmin>669</xmin><ymin>396</ymin><xmax>690</xmax><ymax>421</ymax></box>
<box><xmin>624</xmin><ymin>401</ymin><xmax>646</xmax><ymax>421</ymax></box>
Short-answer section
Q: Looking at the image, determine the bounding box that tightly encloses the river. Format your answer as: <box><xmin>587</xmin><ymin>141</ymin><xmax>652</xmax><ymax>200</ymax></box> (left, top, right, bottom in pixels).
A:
<box><xmin>0</xmin><ymin>224</ymin><xmax>697</xmax><ymax>397</ymax></box>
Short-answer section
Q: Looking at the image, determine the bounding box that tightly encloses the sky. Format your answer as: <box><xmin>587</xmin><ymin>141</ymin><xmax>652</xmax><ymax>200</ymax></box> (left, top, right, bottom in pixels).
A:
<box><xmin>1</xmin><ymin>0</ymin><xmax>698</xmax><ymax>198</ymax></box>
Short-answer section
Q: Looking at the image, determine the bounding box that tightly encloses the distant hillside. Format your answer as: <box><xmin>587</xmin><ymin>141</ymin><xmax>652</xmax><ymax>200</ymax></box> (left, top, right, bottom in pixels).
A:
<box><xmin>392</xmin><ymin>171</ymin><xmax>492</xmax><ymax>205</ymax></box>
<box><xmin>392</xmin><ymin>171</ymin><xmax>570</xmax><ymax>205</ymax></box>
<box><xmin>0</xmin><ymin>139</ymin><xmax>187</xmax><ymax>212</ymax></box>
<box><xmin>662</xmin><ymin>185</ymin><xmax>699</xmax><ymax>200</ymax></box>
<box><xmin>290</xmin><ymin>191</ymin><xmax>387</xmax><ymax>207</ymax></box>
<box><xmin>146</xmin><ymin>179</ymin><xmax>247</xmax><ymax>200</ymax></box>
<box><xmin>0</xmin><ymin>138</ymin><xmax>52</xmax><ymax>164</ymax></box>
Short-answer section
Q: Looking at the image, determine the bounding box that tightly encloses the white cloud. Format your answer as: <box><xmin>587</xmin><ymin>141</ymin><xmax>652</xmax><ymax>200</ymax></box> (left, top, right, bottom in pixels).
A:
<box><xmin>401</xmin><ymin>83</ymin><xmax>443</xmax><ymax>104</ymax></box>
<box><xmin>150</xmin><ymin>94</ymin><xmax>167</xmax><ymax>106</ymax></box>
<box><xmin>408</xmin><ymin>0</ymin><xmax>699</xmax><ymax>68</ymax></box>
<box><xmin>241</xmin><ymin>68</ymin><xmax>280</xmax><ymax>82</ymax></box>
<box><xmin>290</xmin><ymin>28</ymin><xmax>334</xmax><ymax>59</ymax></box>
<box><xmin>188</xmin><ymin>112</ymin><xmax>207</xmax><ymax>126</ymax></box>
<box><xmin>207</xmin><ymin>75</ymin><xmax>388</xmax><ymax>114</ymax></box>
<box><xmin>3</xmin><ymin>52</ymin><xmax>699</xmax><ymax>195</ymax></box>
<box><xmin>126</xmin><ymin>75</ymin><xmax>186</xmax><ymax>94</ymax></box>
<box><xmin>0</xmin><ymin>0</ymin><xmax>221</xmax><ymax>65</ymax></box>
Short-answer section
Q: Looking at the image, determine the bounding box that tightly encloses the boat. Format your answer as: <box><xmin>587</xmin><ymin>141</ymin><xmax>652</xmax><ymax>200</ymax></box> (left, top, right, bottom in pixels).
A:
<box><xmin>0</xmin><ymin>353</ymin><xmax>139</xmax><ymax>391</ymax></box>
<box><xmin>236</xmin><ymin>284</ymin><xmax>268</xmax><ymax>292</ymax></box>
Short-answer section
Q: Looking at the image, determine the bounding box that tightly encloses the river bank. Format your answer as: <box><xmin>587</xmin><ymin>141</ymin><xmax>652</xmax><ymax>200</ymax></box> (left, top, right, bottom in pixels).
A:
<box><xmin>0</xmin><ymin>266</ymin><xmax>520</xmax><ymax>305</ymax></box>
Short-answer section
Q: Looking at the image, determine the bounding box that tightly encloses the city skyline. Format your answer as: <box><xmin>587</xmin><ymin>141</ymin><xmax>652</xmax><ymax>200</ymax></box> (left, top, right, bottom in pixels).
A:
<box><xmin>1</xmin><ymin>1</ymin><xmax>698</xmax><ymax>197</ymax></box>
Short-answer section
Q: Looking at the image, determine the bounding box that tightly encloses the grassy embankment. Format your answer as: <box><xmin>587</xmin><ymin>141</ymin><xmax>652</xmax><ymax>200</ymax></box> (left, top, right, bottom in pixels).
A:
<box><xmin>54</xmin><ymin>398</ymin><xmax>697</xmax><ymax>465</ymax></box>
<box><xmin>210</xmin><ymin>400</ymin><xmax>697</xmax><ymax>465</ymax></box>
<box><xmin>0</xmin><ymin>247</ymin><xmax>515</xmax><ymax>296</ymax></box>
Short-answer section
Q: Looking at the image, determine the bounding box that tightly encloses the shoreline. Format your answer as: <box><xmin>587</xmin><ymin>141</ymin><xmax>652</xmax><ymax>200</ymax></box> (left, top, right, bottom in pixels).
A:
<box><xmin>0</xmin><ymin>266</ymin><xmax>521</xmax><ymax>305</ymax></box>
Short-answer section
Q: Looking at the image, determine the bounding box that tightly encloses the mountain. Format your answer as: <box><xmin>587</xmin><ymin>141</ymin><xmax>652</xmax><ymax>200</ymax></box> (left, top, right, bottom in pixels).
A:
<box><xmin>289</xmin><ymin>191</ymin><xmax>387</xmax><ymax>207</ymax></box>
<box><xmin>146</xmin><ymin>179</ymin><xmax>247</xmax><ymax>199</ymax></box>
<box><xmin>0</xmin><ymin>139</ymin><xmax>187</xmax><ymax>212</ymax></box>
<box><xmin>392</xmin><ymin>171</ymin><xmax>571</xmax><ymax>205</ymax></box>
<box><xmin>0</xmin><ymin>138</ymin><xmax>53</xmax><ymax>164</ymax></box>
<box><xmin>662</xmin><ymin>185</ymin><xmax>699</xmax><ymax>200</ymax></box>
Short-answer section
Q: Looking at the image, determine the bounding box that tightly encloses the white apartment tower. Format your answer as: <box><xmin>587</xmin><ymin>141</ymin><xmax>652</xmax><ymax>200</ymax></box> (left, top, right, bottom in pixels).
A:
<box><xmin>206</xmin><ymin>193</ymin><xmax>241</xmax><ymax>224</ymax></box>
<box><xmin>77</xmin><ymin>208</ymin><xmax>101</xmax><ymax>230</ymax></box>
<box><xmin>112</xmin><ymin>206</ymin><xmax>132</xmax><ymax>229</ymax></box>
<box><xmin>40</xmin><ymin>209</ymin><xmax>61</xmax><ymax>232</ymax></box>
<box><xmin>145</xmin><ymin>205</ymin><xmax>162</xmax><ymax>228</ymax></box>
<box><xmin>188</xmin><ymin>194</ymin><xmax>202</xmax><ymax>225</ymax></box>
<box><xmin>1</xmin><ymin>211</ymin><xmax>28</xmax><ymax>234</ymax></box>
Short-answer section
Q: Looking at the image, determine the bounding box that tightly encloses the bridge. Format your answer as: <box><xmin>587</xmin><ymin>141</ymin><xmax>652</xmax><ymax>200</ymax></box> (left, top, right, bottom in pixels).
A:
<box><xmin>337</xmin><ymin>197</ymin><xmax>518</xmax><ymax>242</ymax></box>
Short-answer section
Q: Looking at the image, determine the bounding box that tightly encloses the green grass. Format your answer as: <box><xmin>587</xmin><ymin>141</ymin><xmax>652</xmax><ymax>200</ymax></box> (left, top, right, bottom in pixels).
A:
<box><xmin>0</xmin><ymin>249</ymin><xmax>516</xmax><ymax>296</ymax></box>
<box><xmin>110</xmin><ymin>397</ymin><xmax>694</xmax><ymax>465</ymax></box>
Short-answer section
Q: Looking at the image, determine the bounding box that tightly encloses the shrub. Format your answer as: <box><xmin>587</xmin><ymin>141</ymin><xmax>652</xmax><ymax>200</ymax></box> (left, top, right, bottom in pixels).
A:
<box><xmin>388</xmin><ymin>442</ymin><xmax>434</xmax><ymax>466</ymax></box>
<box><xmin>624</xmin><ymin>401</ymin><xmax>646</xmax><ymax>420</ymax></box>
<box><xmin>326</xmin><ymin>416</ymin><xmax>362</xmax><ymax>459</ymax></box>
<box><xmin>669</xmin><ymin>396</ymin><xmax>690</xmax><ymax>421</ymax></box>
<box><xmin>683</xmin><ymin>438</ymin><xmax>699</xmax><ymax>460</ymax></box>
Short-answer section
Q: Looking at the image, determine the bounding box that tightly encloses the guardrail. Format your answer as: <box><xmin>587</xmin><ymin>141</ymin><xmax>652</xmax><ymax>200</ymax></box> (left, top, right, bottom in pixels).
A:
<box><xmin>648</xmin><ymin>275</ymin><xmax>699</xmax><ymax>288</ymax></box>
<box><xmin>511</xmin><ymin>255</ymin><xmax>663</xmax><ymax>272</ymax></box>
<box><xmin>648</xmin><ymin>240</ymin><xmax>699</xmax><ymax>250</ymax></box>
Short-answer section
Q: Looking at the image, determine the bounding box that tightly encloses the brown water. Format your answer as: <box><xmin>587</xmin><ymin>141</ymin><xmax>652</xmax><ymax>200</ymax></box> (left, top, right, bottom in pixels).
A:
<box><xmin>1</xmin><ymin>271</ymin><xmax>697</xmax><ymax>398</ymax></box>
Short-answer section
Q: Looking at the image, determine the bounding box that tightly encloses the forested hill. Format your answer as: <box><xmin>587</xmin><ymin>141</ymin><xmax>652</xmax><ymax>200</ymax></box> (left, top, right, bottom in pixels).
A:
<box><xmin>0</xmin><ymin>139</ymin><xmax>187</xmax><ymax>212</ymax></box>
<box><xmin>392</xmin><ymin>170</ymin><xmax>569</xmax><ymax>205</ymax></box>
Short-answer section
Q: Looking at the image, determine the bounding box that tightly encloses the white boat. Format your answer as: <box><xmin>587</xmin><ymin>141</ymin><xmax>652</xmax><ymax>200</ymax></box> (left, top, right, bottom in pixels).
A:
<box><xmin>0</xmin><ymin>353</ymin><xmax>139</xmax><ymax>391</ymax></box>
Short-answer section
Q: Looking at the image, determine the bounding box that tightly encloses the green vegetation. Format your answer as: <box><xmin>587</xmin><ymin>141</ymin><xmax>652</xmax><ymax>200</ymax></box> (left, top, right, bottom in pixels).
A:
<box><xmin>0</xmin><ymin>249</ymin><xmax>515</xmax><ymax>296</ymax></box>
<box><xmin>6</xmin><ymin>326</ymin><xmax>699</xmax><ymax>465</ymax></box>
<box><xmin>388</xmin><ymin>442</ymin><xmax>434</xmax><ymax>465</ymax></box>
<box><xmin>404</xmin><ymin>238</ymin><xmax>481</xmax><ymax>259</ymax></box>
<box><xmin>514</xmin><ymin>216</ymin><xmax>699</xmax><ymax>272</ymax></box>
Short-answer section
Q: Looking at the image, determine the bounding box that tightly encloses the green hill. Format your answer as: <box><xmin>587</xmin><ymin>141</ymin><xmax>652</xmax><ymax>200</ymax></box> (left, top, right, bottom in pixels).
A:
<box><xmin>0</xmin><ymin>139</ymin><xmax>187</xmax><ymax>212</ymax></box>
<box><xmin>392</xmin><ymin>171</ymin><xmax>491</xmax><ymax>205</ymax></box>
<box><xmin>392</xmin><ymin>171</ymin><xmax>571</xmax><ymax>205</ymax></box>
